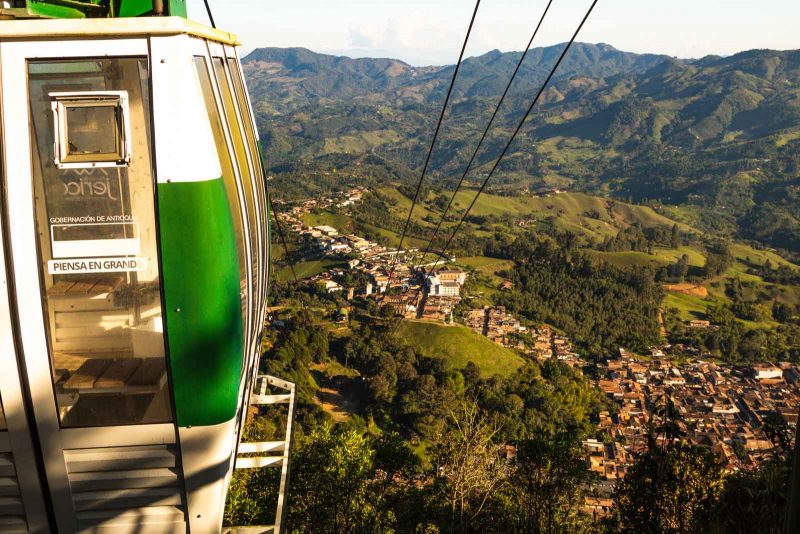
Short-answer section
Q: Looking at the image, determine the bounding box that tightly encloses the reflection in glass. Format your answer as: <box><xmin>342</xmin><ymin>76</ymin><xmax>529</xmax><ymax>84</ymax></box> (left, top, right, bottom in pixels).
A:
<box><xmin>28</xmin><ymin>58</ymin><xmax>171</xmax><ymax>428</ymax></box>
<box><xmin>66</xmin><ymin>105</ymin><xmax>118</xmax><ymax>155</ymax></box>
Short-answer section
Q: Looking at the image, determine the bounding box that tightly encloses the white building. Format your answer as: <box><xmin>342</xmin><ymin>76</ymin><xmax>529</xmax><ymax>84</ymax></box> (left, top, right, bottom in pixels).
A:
<box><xmin>753</xmin><ymin>365</ymin><xmax>783</xmax><ymax>381</ymax></box>
<box><xmin>314</xmin><ymin>225</ymin><xmax>339</xmax><ymax>237</ymax></box>
<box><xmin>328</xmin><ymin>242</ymin><xmax>351</xmax><ymax>253</ymax></box>
<box><xmin>426</xmin><ymin>275</ymin><xmax>460</xmax><ymax>297</ymax></box>
<box><xmin>324</xmin><ymin>280</ymin><xmax>343</xmax><ymax>293</ymax></box>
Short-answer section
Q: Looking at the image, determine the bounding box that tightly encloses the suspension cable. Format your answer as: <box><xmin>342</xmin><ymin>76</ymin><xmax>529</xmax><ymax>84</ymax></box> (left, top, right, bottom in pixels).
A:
<box><xmin>268</xmin><ymin>193</ymin><xmax>307</xmax><ymax>310</ymax></box>
<box><xmin>425</xmin><ymin>0</ymin><xmax>600</xmax><ymax>280</ymax></box>
<box><xmin>384</xmin><ymin>0</ymin><xmax>481</xmax><ymax>290</ymax></box>
<box><xmin>203</xmin><ymin>0</ymin><xmax>216</xmax><ymax>28</ymax></box>
<box><xmin>413</xmin><ymin>0</ymin><xmax>554</xmax><ymax>272</ymax></box>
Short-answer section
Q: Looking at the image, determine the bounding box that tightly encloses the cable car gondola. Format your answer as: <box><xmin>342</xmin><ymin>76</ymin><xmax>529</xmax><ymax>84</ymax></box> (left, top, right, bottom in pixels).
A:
<box><xmin>0</xmin><ymin>2</ymin><xmax>290</xmax><ymax>532</ymax></box>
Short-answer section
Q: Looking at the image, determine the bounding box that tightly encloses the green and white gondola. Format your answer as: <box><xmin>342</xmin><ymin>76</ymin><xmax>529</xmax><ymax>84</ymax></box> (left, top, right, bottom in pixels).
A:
<box><xmin>0</xmin><ymin>3</ymin><xmax>289</xmax><ymax>533</ymax></box>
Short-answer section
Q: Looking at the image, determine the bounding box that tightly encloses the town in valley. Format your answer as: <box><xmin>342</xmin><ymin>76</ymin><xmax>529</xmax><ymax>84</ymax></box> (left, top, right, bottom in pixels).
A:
<box><xmin>270</xmin><ymin>187</ymin><xmax>800</xmax><ymax>515</ymax></box>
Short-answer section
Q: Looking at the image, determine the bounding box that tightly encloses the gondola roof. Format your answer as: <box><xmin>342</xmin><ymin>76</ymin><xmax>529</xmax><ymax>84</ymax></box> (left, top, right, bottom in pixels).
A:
<box><xmin>0</xmin><ymin>16</ymin><xmax>240</xmax><ymax>45</ymax></box>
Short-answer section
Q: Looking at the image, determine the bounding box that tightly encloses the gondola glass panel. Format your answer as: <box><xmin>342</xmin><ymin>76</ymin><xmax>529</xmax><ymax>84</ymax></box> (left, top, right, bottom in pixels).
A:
<box><xmin>226</xmin><ymin>57</ymin><xmax>269</xmax><ymax>305</ymax></box>
<box><xmin>193</xmin><ymin>56</ymin><xmax>249</xmax><ymax>333</ymax></box>
<box><xmin>212</xmin><ymin>58</ymin><xmax>260</xmax><ymax>320</ymax></box>
<box><xmin>27</xmin><ymin>58</ymin><xmax>171</xmax><ymax>427</ymax></box>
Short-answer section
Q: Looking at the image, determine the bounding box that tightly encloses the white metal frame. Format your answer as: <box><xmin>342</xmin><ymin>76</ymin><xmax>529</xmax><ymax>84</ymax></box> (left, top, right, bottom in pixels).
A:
<box><xmin>0</xmin><ymin>185</ymin><xmax>49</xmax><ymax>533</ymax></box>
<box><xmin>227</xmin><ymin>47</ymin><xmax>270</xmax><ymax>329</ymax></box>
<box><xmin>50</xmin><ymin>90</ymin><xmax>132</xmax><ymax>169</ymax></box>
<box><xmin>232</xmin><ymin>375</ymin><xmax>296</xmax><ymax>534</ymax></box>
<box><xmin>0</xmin><ymin>37</ymin><xmax>178</xmax><ymax>533</ymax></box>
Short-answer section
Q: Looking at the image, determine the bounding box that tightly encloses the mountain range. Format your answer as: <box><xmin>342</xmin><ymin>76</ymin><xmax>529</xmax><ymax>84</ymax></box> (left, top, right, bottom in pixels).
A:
<box><xmin>243</xmin><ymin>43</ymin><xmax>800</xmax><ymax>255</ymax></box>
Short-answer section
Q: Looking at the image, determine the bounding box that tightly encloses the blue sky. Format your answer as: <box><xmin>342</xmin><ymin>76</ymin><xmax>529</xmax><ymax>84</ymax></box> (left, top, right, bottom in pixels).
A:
<box><xmin>188</xmin><ymin>0</ymin><xmax>800</xmax><ymax>65</ymax></box>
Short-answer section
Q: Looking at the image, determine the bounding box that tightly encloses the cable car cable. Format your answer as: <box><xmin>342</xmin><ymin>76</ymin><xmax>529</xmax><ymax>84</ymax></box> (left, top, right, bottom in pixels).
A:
<box><xmin>384</xmin><ymin>0</ymin><xmax>481</xmax><ymax>290</ymax></box>
<box><xmin>412</xmin><ymin>0</ymin><xmax>554</xmax><ymax>272</ymax></box>
<box><xmin>423</xmin><ymin>0</ymin><xmax>599</xmax><ymax>280</ymax></box>
<box><xmin>268</xmin><ymin>193</ymin><xmax>307</xmax><ymax>310</ymax></box>
<box><xmin>203</xmin><ymin>0</ymin><xmax>216</xmax><ymax>28</ymax></box>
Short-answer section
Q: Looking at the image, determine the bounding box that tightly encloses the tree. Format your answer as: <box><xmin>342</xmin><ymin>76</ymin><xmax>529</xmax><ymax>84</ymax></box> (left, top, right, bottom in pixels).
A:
<box><xmin>500</xmin><ymin>429</ymin><xmax>592</xmax><ymax>533</ymax></box>
<box><xmin>710</xmin><ymin>418</ymin><xmax>793</xmax><ymax>533</ymax></box>
<box><xmin>670</xmin><ymin>223</ymin><xmax>681</xmax><ymax>249</ymax></box>
<box><xmin>614</xmin><ymin>443</ymin><xmax>723</xmax><ymax>533</ymax></box>
<box><xmin>430</xmin><ymin>398</ymin><xmax>504</xmax><ymax>532</ymax></box>
<box><xmin>773</xmin><ymin>301</ymin><xmax>793</xmax><ymax>323</ymax></box>
<box><xmin>666</xmin><ymin>254</ymin><xmax>689</xmax><ymax>282</ymax></box>
<box><xmin>611</xmin><ymin>394</ymin><xmax>725</xmax><ymax>532</ymax></box>
<box><xmin>703</xmin><ymin>241</ymin><xmax>733</xmax><ymax>277</ymax></box>
<box><xmin>288</xmin><ymin>423</ymin><xmax>396</xmax><ymax>533</ymax></box>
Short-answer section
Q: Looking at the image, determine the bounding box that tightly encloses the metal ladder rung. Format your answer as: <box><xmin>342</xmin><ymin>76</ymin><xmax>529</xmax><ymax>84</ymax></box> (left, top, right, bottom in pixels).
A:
<box><xmin>235</xmin><ymin>456</ymin><xmax>283</xmax><ymax>469</ymax></box>
<box><xmin>250</xmin><ymin>394</ymin><xmax>291</xmax><ymax>405</ymax></box>
<box><xmin>223</xmin><ymin>525</ymin><xmax>276</xmax><ymax>533</ymax></box>
<box><xmin>238</xmin><ymin>441</ymin><xmax>285</xmax><ymax>454</ymax></box>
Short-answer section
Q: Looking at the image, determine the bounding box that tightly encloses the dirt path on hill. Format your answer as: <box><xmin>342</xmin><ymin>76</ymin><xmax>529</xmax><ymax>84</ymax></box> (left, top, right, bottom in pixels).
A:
<box><xmin>663</xmin><ymin>283</ymin><xmax>709</xmax><ymax>297</ymax></box>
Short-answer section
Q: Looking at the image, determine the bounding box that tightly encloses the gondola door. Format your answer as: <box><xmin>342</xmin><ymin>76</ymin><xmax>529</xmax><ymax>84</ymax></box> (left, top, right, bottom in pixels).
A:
<box><xmin>0</xmin><ymin>38</ymin><xmax>186</xmax><ymax>533</ymax></box>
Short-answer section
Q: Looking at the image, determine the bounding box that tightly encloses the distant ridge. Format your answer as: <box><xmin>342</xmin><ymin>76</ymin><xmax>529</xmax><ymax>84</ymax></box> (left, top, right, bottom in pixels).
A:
<box><xmin>243</xmin><ymin>43</ymin><xmax>670</xmax><ymax>103</ymax></box>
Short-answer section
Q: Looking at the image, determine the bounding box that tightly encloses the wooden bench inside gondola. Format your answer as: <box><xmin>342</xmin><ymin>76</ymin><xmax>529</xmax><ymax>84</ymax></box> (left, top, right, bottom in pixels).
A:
<box><xmin>55</xmin><ymin>357</ymin><xmax>168</xmax><ymax>426</ymax></box>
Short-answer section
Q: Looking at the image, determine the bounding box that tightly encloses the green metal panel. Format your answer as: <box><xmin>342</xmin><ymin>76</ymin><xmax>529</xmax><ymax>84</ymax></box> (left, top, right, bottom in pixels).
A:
<box><xmin>116</xmin><ymin>0</ymin><xmax>152</xmax><ymax>17</ymax></box>
<box><xmin>117</xmin><ymin>0</ymin><xmax>186</xmax><ymax>17</ymax></box>
<box><xmin>5</xmin><ymin>0</ymin><xmax>187</xmax><ymax>18</ymax></box>
<box><xmin>167</xmin><ymin>0</ymin><xmax>186</xmax><ymax>17</ymax></box>
<box><xmin>25</xmin><ymin>0</ymin><xmax>103</xmax><ymax>18</ymax></box>
<box><xmin>157</xmin><ymin>177</ymin><xmax>244</xmax><ymax>427</ymax></box>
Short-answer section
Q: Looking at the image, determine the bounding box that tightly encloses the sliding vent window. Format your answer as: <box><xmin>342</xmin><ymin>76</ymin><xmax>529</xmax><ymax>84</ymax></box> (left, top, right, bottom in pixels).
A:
<box><xmin>51</xmin><ymin>92</ymin><xmax>131</xmax><ymax>168</ymax></box>
<box><xmin>28</xmin><ymin>58</ymin><xmax>171</xmax><ymax>428</ymax></box>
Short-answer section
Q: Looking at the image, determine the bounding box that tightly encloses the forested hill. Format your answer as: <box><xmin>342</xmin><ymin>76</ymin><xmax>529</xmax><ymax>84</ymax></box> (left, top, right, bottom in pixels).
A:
<box><xmin>244</xmin><ymin>44</ymin><xmax>800</xmax><ymax>256</ymax></box>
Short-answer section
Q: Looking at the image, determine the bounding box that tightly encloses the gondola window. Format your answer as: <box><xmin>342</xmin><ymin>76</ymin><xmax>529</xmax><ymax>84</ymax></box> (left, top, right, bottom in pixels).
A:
<box><xmin>27</xmin><ymin>58</ymin><xmax>171</xmax><ymax>428</ymax></box>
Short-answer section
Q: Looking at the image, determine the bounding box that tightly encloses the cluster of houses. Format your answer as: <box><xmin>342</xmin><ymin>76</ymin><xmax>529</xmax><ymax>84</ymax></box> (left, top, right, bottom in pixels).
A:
<box><xmin>588</xmin><ymin>351</ymin><xmax>800</xmax><ymax>483</ymax></box>
<box><xmin>465</xmin><ymin>306</ymin><xmax>527</xmax><ymax>346</ymax></box>
<box><xmin>462</xmin><ymin>307</ymin><xmax>585</xmax><ymax>363</ymax></box>
<box><xmin>275</xmin><ymin>189</ymin><xmax>471</xmax><ymax>321</ymax></box>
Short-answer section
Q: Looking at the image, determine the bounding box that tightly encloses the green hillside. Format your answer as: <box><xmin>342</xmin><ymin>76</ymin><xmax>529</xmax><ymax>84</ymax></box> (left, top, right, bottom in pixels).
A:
<box><xmin>397</xmin><ymin>321</ymin><xmax>525</xmax><ymax>377</ymax></box>
<box><xmin>248</xmin><ymin>45</ymin><xmax>800</xmax><ymax>257</ymax></box>
<box><xmin>381</xmin><ymin>187</ymin><xmax>688</xmax><ymax>242</ymax></box>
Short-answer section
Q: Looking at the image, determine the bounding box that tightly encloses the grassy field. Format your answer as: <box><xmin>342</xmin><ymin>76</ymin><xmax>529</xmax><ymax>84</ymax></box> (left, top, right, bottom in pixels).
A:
<box><xmin>397</xmin><ymin>321</ymin><xmax>525</xmax><ymax>377</ymax></box>
<box><xmin>776</xmin><ymin>130</ymin><xmax>800</xmax><ymax>147</ymax></box>
<box><xmin>359</xmin><ymin>222</ymin><xmax>429</xmax><ymax>249</ymax></box>
<box><xmin>302</xmin><ymin>211</ymin><xmax>353</xmax><ymax>231</ymax></box>
<box><xmin>276</xmin><ymin>257</ymin><xmax>347</xmax><ymax>281</ymax></box>
<box><xmin>379</xmin><ymin>186</ymin><xmax>689</xmax><ymax>242</ymax></box>
<box><xmin>585</xmin><ymin>246</ymin><xmax>706</xmax><ymax>269</ymax></box>
<box><xmin>664</xmin><ymin>292</ymin><xmax>710</xmax><ymax>321</ymax></box>
<box><xmin>456</xmin><ymin>256</ymin><xmax>513</xmax><ymax>278</ymax></box>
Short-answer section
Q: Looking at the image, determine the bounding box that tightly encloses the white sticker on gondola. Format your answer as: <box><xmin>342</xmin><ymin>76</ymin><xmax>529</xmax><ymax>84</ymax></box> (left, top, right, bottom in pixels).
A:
<box><xmin>49</xmin><ymin>221</ymin><xmax>141</xmax><ymax>259</ymax></box>
<box><xmin>47</xmin><ymin>257</ymin><xmax>147</xmax><ymax>274</ymax></box>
